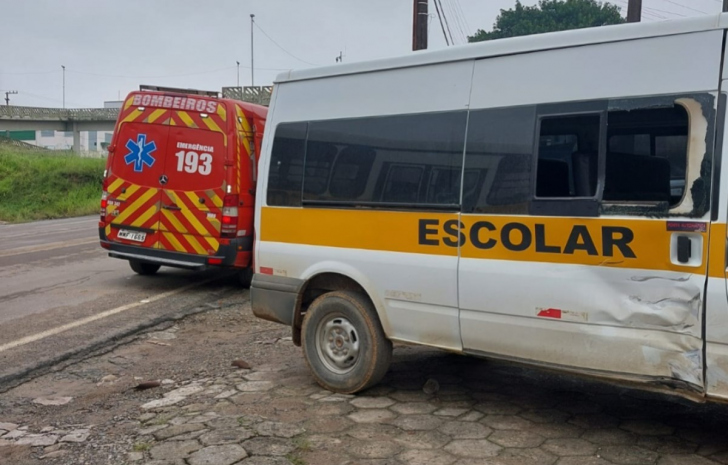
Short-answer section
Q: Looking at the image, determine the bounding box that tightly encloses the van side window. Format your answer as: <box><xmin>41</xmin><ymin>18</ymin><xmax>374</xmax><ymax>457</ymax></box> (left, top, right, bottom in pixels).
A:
<box><xmin>606</xmin><ymin>105</ymin><xmax>688</xmax><ymax>205</ymax></box>
<box><xmin>463</xmin><ymin>107</ymin><xmax>536</xmax><ymax>214</ymax></box>
<box><xmin>536</xmin><ymin>114</ymin><xmax>601</xmax><ymax>198</ymax></box>
<box><xmin>304</xmin><ymin>111</ymin><xmax>467</xmax><ymax>208</ymax></box>
<box><xmin>267</xmin><ymin>122</ymin><xmax>307</xmax><ymax>207</ymax></box>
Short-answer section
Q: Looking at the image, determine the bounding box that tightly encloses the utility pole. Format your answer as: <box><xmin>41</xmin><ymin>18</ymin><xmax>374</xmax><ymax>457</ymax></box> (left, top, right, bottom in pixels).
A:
<box><xmin>4</xmin><ymin>90</ymin><xmax>17</xmax><ymax>106</ymax></box>
<box><xmin>723</xmin><ymin>0</ymin><xmax>728</xmax><ymax>13</ymax></box>
<box><xmin>236</xmin><ymin>61</ymin><xmax>240</xmax><ymax>86</ymax></box>
<box><xmin>61</xmin><ymin>65</ymin><xmax>66</xmax><ymax>109</ymax></box>
<box><xmin>412</xmin><ymin>0</ymin><xmax>428</xmax><ymax>51</ymax></box>
<box><xmin>250</xmin><ymin>14</ymin><xmax>255</xmax><ymax>86</ymax></box>
<box><xmin>627</xmin><ymin>0</ymin><xmax>642</xmax><ymax>23</ymax></box>
<box><xmin>335</xmin><ymin>52</ymin><xmax>343</xmax><ymax>63</ymax></box>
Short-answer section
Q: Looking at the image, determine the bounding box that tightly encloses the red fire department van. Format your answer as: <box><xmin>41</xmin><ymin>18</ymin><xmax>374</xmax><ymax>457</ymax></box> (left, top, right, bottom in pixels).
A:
<box><xmin>99</xmin><ymin>85</ymin><xmax>267</xmax><ymax>286</ymax></box>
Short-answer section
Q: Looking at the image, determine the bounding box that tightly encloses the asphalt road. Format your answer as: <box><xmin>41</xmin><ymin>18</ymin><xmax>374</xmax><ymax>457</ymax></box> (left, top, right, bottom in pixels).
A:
<box><xmin>0</xmin><ymin>215</ymin><xmax>238</xmax><ymax>391</ymax></box>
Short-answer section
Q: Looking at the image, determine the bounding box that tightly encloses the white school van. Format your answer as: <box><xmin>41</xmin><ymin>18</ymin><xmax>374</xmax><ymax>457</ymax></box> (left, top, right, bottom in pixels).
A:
<box><xmin>252</xmin><ymin>14</ymin><xmax>728</xmax><ymax>401</ymax></box>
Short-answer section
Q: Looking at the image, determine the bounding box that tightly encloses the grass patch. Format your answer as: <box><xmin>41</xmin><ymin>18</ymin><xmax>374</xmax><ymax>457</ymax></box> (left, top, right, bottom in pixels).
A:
<box><xmin>0</xmin><ymin>147</ymin><xmax>105</xmax><ymax>223</ymax></box>
<box><xmin>132</xmin><ymin>442</ymin><xmax>151</xmax><ymax>452</ymax></box>
<box><xmin>285</xmin><ymin>453</ymin><xmax>307</xmax><ymax>465</ymax></box>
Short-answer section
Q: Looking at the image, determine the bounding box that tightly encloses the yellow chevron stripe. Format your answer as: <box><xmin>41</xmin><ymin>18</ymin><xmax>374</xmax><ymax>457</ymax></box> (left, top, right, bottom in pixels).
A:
<box><xmin>117</xmin><ymin>184</ymin><xmax>140</xmax><ymax>201</ymax></box>
<box><xmin>205</xmin><ymin>189</ymin><xmax>223</xmax><ymax>208</ymax></box>
<box><xmin>202</xmin><ymin>116</ymin><xmax>223</xmax><ymax>135</ymax></box>
<box><xmin>131</xmin><ymin>204</ymin><xmax>158</xmax><ymax>227</ymax></box>
<box><xmin>147</xmin><ymin>109</ymin><xmax>167</xmax><ymax>123</ymax></box>
<box><xmin>163</xmin><ymin>232</ymin><xmax>187</xmax><ymax>253</ymax></box>
<box><xmin>120</xmin><ymin>109</ymin><xmax>143</xmax><ymax>125</ymax></box>
<box><xmin>108</xmin><ymin>178</ymin><xmax>124</xmax><ymax>195</ymax></box>
<box><xmin>203</xmin><ymin>236</ymin><xmax>220</xmax><ymax>252</ymax></box>
<box><xmin>105</xmin><ymin>225</ymin><xmax>111</xmax><ymax>236</ymax></box>
<box><xmin>216</xmin><ymin>104</ymin><xmax>227</xmax><ymax>122</ymax></box>
<box><xmin>183</xmin><ymin>234</ymin><xmax>208</xmax><ymax>255</ymax></box>
<box><xmin>180</xmin><ymin>206</ymin><xmax>210</xmax><ymax>237</ymax></box>
<box><xmin>239</xmin><ymin>113</ymin><xmax>253</xmax><ymax>157</ymax></box>
<box><xmin>184</xmin><ymin>191</ymin><xmax>209</xmax><ymax>212</ymax></box>
<box><xmin>161</xmin><ymin>209</ymin><xmax>189</xmax><ymax>234</ymax></box>
<box><xmin>123</xmin><ymin>97</ymin><xmax>135</xmax><ymax>110</ymax></box>
<box><xmin>177</xmin><ymin>111</ymin><xmax>197</xmax><ymax>128</ymax></box>
<box><xmin>112</xmin><ymin>188</ymin><xmax>157</xmax><ymax>225</ymax></box>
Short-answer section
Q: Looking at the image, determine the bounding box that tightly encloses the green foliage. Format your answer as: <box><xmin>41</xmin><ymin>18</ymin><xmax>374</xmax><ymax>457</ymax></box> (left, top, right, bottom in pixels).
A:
<box><xmin>0</xmin><ymin>148</ymin><xmax>105</xmax><ymax>223</ymax></box>
<box><xmin>469</xmin><ymin>0</ymin><xmax>625</xmax><ymax>42</ymax></box>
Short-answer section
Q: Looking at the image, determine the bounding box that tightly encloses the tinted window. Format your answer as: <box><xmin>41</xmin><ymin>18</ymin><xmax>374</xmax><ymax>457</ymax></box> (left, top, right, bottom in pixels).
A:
<box><xmin>267</xmin><ymin>122</ymin><xmax>307</xmax><ymax>207</ymax></box>
<box><xmin>537</xmin><ymin>114</ymin><xmax>601</xmax><ymax>198</ymax></box>
<box><xmin>463</xmin><ymin>107</ymin><xmax>536</xmax><ymax>214</ymax></box>
<box><xmin>606</xmin><ymin>105</ymin><xmax>688</xmax><ymax>205</ymax></box>
<box><xmin>303</xmin><ymin>112</ymin><xmax>467</xmax><ymax>207</ymax></box>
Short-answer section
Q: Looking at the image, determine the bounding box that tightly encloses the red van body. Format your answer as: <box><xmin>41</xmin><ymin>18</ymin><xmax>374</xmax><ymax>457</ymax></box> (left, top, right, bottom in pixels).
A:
<box><xmin>99</xmin><ymin>86</ymin><xmax>267</xmax><ymax>283</ymax></box>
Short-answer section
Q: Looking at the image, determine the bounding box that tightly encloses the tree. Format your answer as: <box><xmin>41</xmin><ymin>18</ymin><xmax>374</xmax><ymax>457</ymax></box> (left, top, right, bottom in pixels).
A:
<box><xmin>468</xmin><ymin>0</ymin><xmax>625</xmax><ymax>43</ymax></box>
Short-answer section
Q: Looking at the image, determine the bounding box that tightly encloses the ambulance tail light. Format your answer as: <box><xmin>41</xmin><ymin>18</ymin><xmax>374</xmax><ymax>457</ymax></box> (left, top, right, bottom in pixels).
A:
<box><xmin>100</xmin><ymin>177</ymin><xmax>109</xmax><ymax>221</ymax></box>
<box><xmin>221</xmin><ymin>194</ymin><xmax>239</xmax><ymax>238</ymax></box>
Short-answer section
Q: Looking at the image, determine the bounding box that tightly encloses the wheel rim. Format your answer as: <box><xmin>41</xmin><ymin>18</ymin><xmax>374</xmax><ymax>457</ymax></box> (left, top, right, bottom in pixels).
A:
<box><xmin>315</xmin><ymin>314</ymin><xmax>360</xmax><ymax>374</ymax></box>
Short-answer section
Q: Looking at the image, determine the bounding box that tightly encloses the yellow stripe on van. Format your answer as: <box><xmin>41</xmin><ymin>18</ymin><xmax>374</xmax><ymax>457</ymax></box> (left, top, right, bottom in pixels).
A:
<box><xmin>147</xmin><ymin>109</ymin><xmax>167</xmax><ymax>124</ymax></box>
<box><xmin>177</xmin><ymin>111</ymin><xmax>197</xmax><ymax>128</ymax></box>
<box><xmin>202</xmin><ymin>116</ymin><xmax>223</xmax><ymax>136</ymax></box>
<box><xmin>108</xmin><ymin>178</ymin><xmax>124</xmax><ymax>195</ymax></box>
<box><xmin>239</xmin><ymin>115</ymin><xmax>253</xmax><ymax>157</ymax></box>
<box><xmin>183</xmin><ymin>234</ymin><xmax>207</xmax><ymax>255</ymax></box>
<box><xmin>185</xmin><ymin>191</ymin><xmax>207</xmax><ymax>211</ymax></box>
<box><xmin>216</xmin><ymin>104</ymin><xmax>227</xmax><ymax>122</ymax></box>
<box><xmin>261</xmin><ymin>207</ymin><xmax>712</xmax><ymax>275</ymax></box>
<box><xmin>161</xmin><ymin>209</ymin><xmax>188</xmax><ymax>234</ymax></box>
<box><xmin>112</xmin><ymin>188</ymin><xmax>157</xmax><ymax>225</ymax></box>
<box><xmin>131</xmin><ymin>204</ymin><xmax>158</xmax><ymax>227</ymax></box>
<box><xmin>163</xmin><ymin>232</ymin><xmax>187</xmax><ymax>253</ymax></box>
<box><xmin>123</xmin><ymin>97</ymin><xmax>135</xmax><ymax>110</ymax></box>
<box><xmin>117</xmin><ymin>184</ymin><xmax>140</xmax><ymax>201</ymax></box>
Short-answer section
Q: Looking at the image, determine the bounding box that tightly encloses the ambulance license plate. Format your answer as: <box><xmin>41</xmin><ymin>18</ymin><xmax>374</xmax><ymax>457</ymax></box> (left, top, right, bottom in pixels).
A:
<box><xmin>117</xmin><ymin>229</ymin><xmax>146</xmax><ymax>242</ymax></box>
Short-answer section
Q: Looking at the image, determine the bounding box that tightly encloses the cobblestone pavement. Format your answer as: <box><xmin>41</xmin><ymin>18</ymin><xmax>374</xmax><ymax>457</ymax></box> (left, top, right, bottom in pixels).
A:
<box><xmin>2</xmin><ymin>294</ymin><xmax>728</xmax><ymax>465</ymax></box>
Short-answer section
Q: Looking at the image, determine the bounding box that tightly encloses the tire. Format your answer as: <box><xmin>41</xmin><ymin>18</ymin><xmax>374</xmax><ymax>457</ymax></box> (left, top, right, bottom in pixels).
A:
<box><xmin>238</xmin><ymin>267</ymin><xmax>253</xmax><ymax>288</ymax></box>
<box><xmin>301</xmin><ymin>290</ymin><xmax>392</xmax><ymax>394</ymax></box>
<box><xmin>129</xmin><ymin>260</ymin><xmax>161</xmax><ymax>275</ymax></box>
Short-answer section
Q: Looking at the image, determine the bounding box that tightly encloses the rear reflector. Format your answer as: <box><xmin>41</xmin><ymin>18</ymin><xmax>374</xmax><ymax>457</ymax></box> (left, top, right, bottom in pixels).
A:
<box><xmin>208</xmin><ymin>257</ymin><xmax>223</xmax><ymax>265</ymax></box>
<box><xmin>260</xmin><ymin>267</ymin><xmax>273</xmax><ymax>275</ymax></box>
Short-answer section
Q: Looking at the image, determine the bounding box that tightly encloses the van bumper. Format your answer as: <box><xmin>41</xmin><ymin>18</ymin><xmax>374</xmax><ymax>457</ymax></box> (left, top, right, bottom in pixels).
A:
<box><xmin>99</xmin><ymin>228</ymin><xmax>251</xmax><ymax>269</ymax></box>
<box><xmin>250</xmin><ymin>273</ymin><xmax>304</xmax><ymax>327</ymax></box>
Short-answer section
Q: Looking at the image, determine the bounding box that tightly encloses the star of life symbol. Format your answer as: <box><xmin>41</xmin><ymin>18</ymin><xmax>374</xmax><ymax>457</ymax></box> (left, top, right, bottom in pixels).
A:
<box><xmin>124</xmin><ymin>134</ymin><xmax>157</xmax><ymax>172</ymax></box>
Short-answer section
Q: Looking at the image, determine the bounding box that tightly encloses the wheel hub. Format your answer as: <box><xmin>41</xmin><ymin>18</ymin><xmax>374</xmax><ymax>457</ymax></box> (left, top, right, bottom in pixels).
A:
<box><xmin>316</xmin><ymin>316</ymin><xmax>360</xmax><ymax>374</ymax></box>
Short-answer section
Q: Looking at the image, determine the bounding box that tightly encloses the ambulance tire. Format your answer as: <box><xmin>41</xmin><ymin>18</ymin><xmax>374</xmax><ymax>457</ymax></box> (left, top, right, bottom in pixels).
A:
<box><xmin>301</xmin><ymin>290</ymin><xmax>392</xmax><ymax>394</ymax></box>
<box><xmin>129</xmin><ymin>260</ymin><xmax>161</xmax><ymax>276</ymax></box>
<box><xmin>238</xmin><ymin>267</ymin><xmax>253</xmax><ymax>288</ymax></box>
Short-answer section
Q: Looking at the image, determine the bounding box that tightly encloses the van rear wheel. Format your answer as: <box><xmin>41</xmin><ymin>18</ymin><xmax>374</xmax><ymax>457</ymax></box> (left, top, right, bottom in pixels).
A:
<box><xmin>129</xmin><ymin>260</ymin><xmax>161</xmax><ymax>276</ymax></box>
<box><xmin>301</xmin><ymin>291</ymin><xmax>392</xmax><ymax>394</ymax></box>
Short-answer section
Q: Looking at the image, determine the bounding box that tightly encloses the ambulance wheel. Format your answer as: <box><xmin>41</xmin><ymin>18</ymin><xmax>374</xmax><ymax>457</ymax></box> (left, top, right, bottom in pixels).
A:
<box><xmin>129</xmin><ymin>260</ymin><xmax>160</xmax><ymax>276</ymax></box>
<box><xmin>301</xmin><ymin>291</ymin><xmax>392</xmax><ymax>394</ymax></box>
<box><xmin>238</xmin><ymin>267</ymin><xmax>253</xmax><ymax>288</ymax></box>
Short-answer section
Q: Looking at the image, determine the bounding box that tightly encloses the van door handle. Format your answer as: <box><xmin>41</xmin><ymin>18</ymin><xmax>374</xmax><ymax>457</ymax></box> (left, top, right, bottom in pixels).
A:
<box><xmin>162</xmin><ymin>204</ymin><xmax>181</xmax><ymax>211</ymax></box>
<box><xmin>677</xmin><ymin>236</ymin><xmax>691</xmax><ymax>264</ymax></box>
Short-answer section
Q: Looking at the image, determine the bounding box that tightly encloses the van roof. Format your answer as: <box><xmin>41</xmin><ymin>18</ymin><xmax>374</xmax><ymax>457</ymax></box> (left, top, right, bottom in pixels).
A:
<box><xmin>276</xmin><ymin>13</ymin><xmax>727</xmax><ymax>84</ymax></box>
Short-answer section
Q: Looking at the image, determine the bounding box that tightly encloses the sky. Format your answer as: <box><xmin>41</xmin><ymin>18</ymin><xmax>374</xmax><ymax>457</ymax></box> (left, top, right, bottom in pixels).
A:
<box><xmin>0</xmin><ymin>0</ymin><xmax>724</xmax><ymax>108</ymax></box>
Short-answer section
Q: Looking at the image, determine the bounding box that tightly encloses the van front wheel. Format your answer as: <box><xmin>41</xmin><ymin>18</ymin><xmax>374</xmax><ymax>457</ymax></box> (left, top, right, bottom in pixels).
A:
<box><xmin>129</xmin><ymin>260</ymin><xmax>161</xmax><ymax>276</ymax></box>
<box><xmin>301</xmin><ymin>291</ymin><xmax>392</xmax><ymax>394</ymax></box>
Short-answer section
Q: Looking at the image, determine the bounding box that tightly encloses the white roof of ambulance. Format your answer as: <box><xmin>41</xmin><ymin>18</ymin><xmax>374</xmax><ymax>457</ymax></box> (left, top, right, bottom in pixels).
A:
<box><xmin>275</xmin><ymin>13</ymin><xmax>728</xmax><ymax>85</ymax></box>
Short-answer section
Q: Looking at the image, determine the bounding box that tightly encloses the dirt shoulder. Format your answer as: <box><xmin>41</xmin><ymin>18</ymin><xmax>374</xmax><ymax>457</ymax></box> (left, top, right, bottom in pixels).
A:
<box><xmin>2</xmin><ymin>291</ymin><xmax>728</xmax><ymax>465</ymax></box>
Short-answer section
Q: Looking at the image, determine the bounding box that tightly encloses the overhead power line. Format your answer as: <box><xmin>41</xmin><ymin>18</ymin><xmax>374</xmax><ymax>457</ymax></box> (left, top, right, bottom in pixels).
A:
<box><xmin>432</xmin><ymin>0</ymin><xmax>450</xmax><ymax>45</ymax></box>
<box><xmin>253</xmin><ymin>22</ymin><xmax>320</xmax><ymax>67</ymax></box>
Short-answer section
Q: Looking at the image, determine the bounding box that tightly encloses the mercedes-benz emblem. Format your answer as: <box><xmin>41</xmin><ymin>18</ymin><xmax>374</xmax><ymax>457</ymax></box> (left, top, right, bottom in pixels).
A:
<box><xmin>159</xmin><ymin>175</ymin><xmax>168</xmax><ymax>185</ymax></box>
